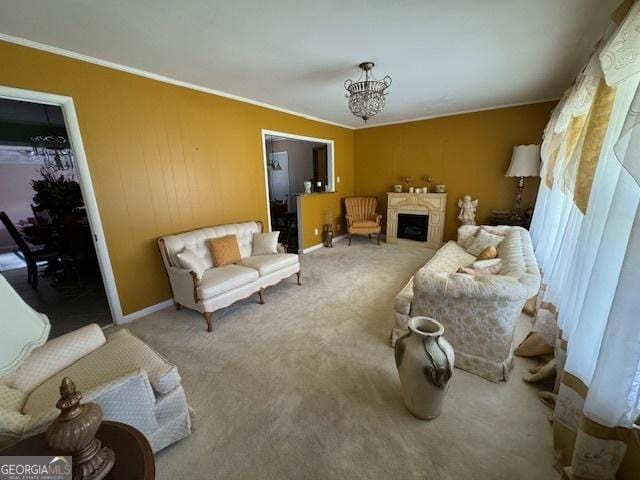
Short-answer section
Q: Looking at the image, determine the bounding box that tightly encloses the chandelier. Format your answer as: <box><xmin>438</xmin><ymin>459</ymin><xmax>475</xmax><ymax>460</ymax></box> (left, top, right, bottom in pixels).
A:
<box><xmin>30</xmin><ymin>135</ymin><xmax>74</xmax><ymax>171</ymax></box>
<box><xmin>344</xmin><ymin>62</ymin><xmax>392</xmax><ymax>122</ymax></box>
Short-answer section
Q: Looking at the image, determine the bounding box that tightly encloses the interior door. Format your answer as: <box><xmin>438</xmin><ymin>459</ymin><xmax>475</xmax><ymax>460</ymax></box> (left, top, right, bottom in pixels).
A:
<box><xmin>313</xmin><ymin>146</ymin><xmax>328</xmax><ymax>191</ymax></box>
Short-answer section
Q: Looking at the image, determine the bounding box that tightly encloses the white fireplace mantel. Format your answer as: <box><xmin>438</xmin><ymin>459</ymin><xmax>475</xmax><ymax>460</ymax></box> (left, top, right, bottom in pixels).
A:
<box><xmin>386</xmin><ymin>192</ymin><xmax>447</xmax><ymax>249</ymax></box>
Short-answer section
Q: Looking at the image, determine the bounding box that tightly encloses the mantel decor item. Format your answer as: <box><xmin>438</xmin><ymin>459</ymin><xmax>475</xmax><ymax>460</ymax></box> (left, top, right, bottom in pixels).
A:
<box><xmin>458</xmin><ymin>195</ymin><xmax>478</xmax><ymax>226</ymax></box>
<box><xmin>303</xmin><ymin>181</ymin><xmax>312</xmax><ymax>194</ymax></box>
<box><xmin>46</xmin><ymin>378</ymin><xmax>115</xmax><ymax>480</ymax></box>
<box><xmin>394</xmin><ymin>317</ymin><xmax>454</xmax><ymax>420</ymax></box>
<box><xmin>506</xmin><ymin>145</ymin><xmax>540</xmax><ymax>221</ymax></box>
<box><xmin>344</xmin><ymin>62</ymin><xmax>392</xmax><ymax>122</ymax></box>
<box><xmin>423</xmin><ymin>176</ymin><xmax>432</xmax><ymax>193</ymax></box>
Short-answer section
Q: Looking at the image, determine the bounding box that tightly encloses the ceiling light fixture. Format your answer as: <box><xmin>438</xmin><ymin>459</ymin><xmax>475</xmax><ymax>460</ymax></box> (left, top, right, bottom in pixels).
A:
<box><xmin>344</xmin><ymin>62</ymin><xmax>392</xmax><ymax>122</ymax></box>
<box><xmin>29</xmin><ymin>105</ymin><xmax>74</xmax><ymax>171</ymax></box>
<box><xmin>30</xmin><ymin>135</ymin><xmax>74</xmax><ymax>171</ymax></box>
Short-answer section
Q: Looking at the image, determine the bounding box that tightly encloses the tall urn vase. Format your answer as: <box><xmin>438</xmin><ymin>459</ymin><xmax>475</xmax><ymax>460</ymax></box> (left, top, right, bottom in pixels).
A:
<box><xmin>394</xmin><ymin>317</ymin><xmax>454</xmax><ymax>420</ymax></box>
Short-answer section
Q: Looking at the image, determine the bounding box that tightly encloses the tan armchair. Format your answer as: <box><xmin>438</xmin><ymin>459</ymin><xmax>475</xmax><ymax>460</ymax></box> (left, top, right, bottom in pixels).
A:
<box><xmin>345</xmin><ymin>197</ymin><xmax>382</xmax><ymax>245</ymax></box>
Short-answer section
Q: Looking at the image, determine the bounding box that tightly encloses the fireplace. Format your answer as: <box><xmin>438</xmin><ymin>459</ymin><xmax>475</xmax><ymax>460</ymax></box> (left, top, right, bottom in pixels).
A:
<box><xmin>397</xmin><ymin>213</ymin><xmax>429</xmax><ymax>242</ymax></box>
<box><xmin>386</xmin><ymin>192</ymin><xmax>446</xmax><ymax>248</ymax></box>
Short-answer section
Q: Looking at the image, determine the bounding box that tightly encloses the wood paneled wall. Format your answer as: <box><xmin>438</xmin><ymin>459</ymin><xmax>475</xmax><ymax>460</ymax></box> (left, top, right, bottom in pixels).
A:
<box><xmin>0</xmin><ymin>40</ymin><xmax>354</xmax><ymax>315</ymax></box>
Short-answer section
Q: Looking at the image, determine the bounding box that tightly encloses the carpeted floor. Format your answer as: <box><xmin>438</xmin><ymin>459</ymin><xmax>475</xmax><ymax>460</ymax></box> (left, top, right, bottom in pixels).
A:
<box><xmin>119</xmin><ymin>238</ymin><xmax>557</xmax><ymax>480</ymax></box>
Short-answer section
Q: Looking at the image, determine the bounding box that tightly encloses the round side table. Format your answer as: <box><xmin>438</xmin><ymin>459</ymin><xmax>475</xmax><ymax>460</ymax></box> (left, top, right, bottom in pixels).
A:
<box><xmin>0</xmin><ymin>420</ymin><xmax>155</xmax><ymax>480</ymax></box>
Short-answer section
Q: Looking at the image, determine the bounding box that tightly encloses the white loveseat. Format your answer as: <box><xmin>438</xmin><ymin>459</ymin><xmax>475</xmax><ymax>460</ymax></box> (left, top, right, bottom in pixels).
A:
<box><xmin>390</xmin><ymin>226</ymin><xmax>540</xmax><ymax>382</ymax></box>
<box><xmin>159</xmin><ymin>221</ymin><xmax>301</xmax><ymax>331</ymax></box>
<box><xmin>0</xmin><ymin>323</ymin><xmax>192</xmax><ymax>452</ymax></box>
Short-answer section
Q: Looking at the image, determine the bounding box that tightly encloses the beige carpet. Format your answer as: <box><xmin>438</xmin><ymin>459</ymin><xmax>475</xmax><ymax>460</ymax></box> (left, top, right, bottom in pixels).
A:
<box><xmin>118</xmin><ymin>239</ymin><xmax>557</xmax><ymax>480</ymax></box>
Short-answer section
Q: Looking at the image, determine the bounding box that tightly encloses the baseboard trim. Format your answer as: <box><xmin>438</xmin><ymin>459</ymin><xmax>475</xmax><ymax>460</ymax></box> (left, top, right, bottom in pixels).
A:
<box><xmin>120</xmin><ymin>299</ymin><xmax>174</xmax><ymax>324</ymax></box>
<box><xmin>301</xmin><ymin>234</ymin><xmax>348</xmax><ymax>254</ymax></box>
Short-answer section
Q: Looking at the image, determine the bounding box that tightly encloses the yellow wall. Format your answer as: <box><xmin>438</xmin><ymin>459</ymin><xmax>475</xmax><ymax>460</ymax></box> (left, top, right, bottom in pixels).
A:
<box><xmin>1</xmin><ymin>40</ymin><xmax>553</xmax><ymax>316</ymax></box>
<box><xmin>0</xmin><ymin>40</ymin><xmax>353</xmax><ymax>315</ymax></box>
<box><xmin>353</xmin><ymin>102</ymin><xmax>555</xmax><ymax>240</ymax></box>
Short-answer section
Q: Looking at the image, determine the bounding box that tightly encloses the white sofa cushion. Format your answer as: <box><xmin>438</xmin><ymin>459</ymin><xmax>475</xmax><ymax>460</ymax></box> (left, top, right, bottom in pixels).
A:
<box><xmin>176</xmin><ymin>247</ymin><xmax>210</xmax><ymax>279</ymax></box>
<box><xmin>252</xmin><ymin>232</ymin><xmax>280</xmax><ymax>255</ymax></box>
<box><xmin>422</xmin><ymin>241</ymin><xmax>476</xmax><ymax>273</ymax></box>
<box><xmin>23</xmin><ymin>329</ymin><xmax>181</xmax><ymax>415</ymax></box>
<box><xmin>196</xmin><ymin>265</ymin><xmax>259</xmax><ymax>299</ymax></box>
<box><xmin>238</xmin><ymin>254</ymin><xmax>299</xmax><ymax>276</ymax></box>
<box><xmin>473</xmin><ymin>258</ymin><xmax>502</xmax><ymax>269</ymax></box>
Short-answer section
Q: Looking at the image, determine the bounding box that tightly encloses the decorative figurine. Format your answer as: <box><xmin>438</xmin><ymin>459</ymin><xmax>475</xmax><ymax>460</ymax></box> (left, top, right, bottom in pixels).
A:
<box><xmin>458</xmin><ymin>195</ymin><xmax>478</xmax><ymax>225</ymax></box>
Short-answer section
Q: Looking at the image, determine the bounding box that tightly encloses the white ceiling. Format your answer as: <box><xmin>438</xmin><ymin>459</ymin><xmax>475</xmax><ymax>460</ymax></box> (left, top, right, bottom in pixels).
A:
<box><xmin>0</xmin><ymin>0</ymin><xmax>617</xmax><ymax>128</ymax></box>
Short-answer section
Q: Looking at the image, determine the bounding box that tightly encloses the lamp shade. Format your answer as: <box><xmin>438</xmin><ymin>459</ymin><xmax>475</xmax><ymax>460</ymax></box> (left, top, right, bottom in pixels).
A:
<box><xmin>506</xmin><ymin>144</ymin><xmax>541</xmax><ymax>177</ymax></box>
<box><xmin>0</xmin><ymin>273</ymin><xmax>50</xmax><ymax>375</ymax></box>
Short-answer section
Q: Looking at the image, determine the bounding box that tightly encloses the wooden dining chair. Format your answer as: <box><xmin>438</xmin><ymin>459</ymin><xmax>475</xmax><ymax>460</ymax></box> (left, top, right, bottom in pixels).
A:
<box><xmin>0</xmin><ymin>211</ymin><xmax>59</xmax><ymax>288</ymax></box>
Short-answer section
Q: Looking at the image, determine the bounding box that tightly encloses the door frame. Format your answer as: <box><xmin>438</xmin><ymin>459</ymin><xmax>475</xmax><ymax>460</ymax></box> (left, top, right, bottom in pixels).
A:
<box><xmin>260</xmin><ymin>129</ymin><xmax>335</xmax><ymax>250</ymax></box>
<box><xmin>0</xmin><ymin>85</ymin><xmax>122</xmax><ymax>324</ymax></box>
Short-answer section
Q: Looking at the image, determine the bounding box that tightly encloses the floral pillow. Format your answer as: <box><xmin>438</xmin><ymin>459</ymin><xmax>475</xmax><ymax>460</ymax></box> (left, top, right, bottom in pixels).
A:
<box><xmin>466</xmin><ymin>229</ymin><xmax>504</xmax><ymax>256</ymax></box>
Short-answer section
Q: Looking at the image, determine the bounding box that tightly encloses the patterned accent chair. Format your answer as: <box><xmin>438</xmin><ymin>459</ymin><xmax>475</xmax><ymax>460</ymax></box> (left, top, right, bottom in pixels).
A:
<box><xmin>0</xmin><ymin>323</ymin><xmax>192</xmax><ymax>452</ymax></box>
<box><xmin>345</xmin><ymin>197</ymin><xmax>382</xmax><ymax>245</ymax></box>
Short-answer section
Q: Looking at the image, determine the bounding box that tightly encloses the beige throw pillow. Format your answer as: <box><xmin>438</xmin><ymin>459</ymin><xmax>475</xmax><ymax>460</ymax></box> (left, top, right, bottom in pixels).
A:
<box><xmin>209</xmin><ymin>235</ymin><xmax>241</xmax><ymax>267</ymax></box>
<box><xmin>176</xmin><ymin>247</ymin><xmax>209</xmax><ymax>279</ymax></box>
<box><xmin>252</xmin><ymin>232</ymin><xmax>280</xmax><ymax>255</ymax></box>
<box><xmin>476</xmin><ymin>245</ymin><xmax>498</xmax><ymax>260</ymax></box>
<box><xmin>466</xmin><ymin>229</ymin><xmax>504</xmax><ymax>256</ymax></box>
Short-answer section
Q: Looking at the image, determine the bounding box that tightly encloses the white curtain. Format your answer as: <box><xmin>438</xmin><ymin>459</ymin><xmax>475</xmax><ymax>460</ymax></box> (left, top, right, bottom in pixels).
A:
<box><xmin>525</xmin><ymin>2</ymin><xmax>640</xmax><ymax>476</ymax></box>
<box><xmin>583</xmin><ymin>82</ymin><xmax>640</xmax><ymax>428</ymax></box>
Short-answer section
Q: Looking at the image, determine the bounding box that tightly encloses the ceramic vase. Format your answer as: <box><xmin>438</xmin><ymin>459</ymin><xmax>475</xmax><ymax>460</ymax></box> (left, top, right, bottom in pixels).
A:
<box><xmin>394</xmin><ymin>316</ymin><xmax>454</xmax><ymax>420</ymax></box>
<box><xmin>303</xmin><ymin>181</ymin><xmax>312</xmax><ymax>194</ymax></box>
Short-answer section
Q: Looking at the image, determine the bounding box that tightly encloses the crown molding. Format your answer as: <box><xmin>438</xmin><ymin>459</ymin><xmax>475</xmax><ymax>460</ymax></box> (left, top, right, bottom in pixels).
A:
<box><xmin>353</xmin><ymin>97</ymin><xmax>559</xmax><ymax>130</ymax></box>
<box><xmin>0</xmin><ymin>33</ymin><xmax>559</xmax><ymax>132</ymax></box>
<box><xmin>0</xmin><ymin>33</ymin><xmax>355</xmax><ymax>130</ymax></box>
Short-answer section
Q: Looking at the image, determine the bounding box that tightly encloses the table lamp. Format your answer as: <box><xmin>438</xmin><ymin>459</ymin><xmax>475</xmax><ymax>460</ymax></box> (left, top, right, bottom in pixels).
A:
<box><xmin>0</xmin><ymin>273</ymin><xmax>50</xmax><ymax>376</ymax></box>
<box><xmin>505</xmin><ymin>145</ymin><xmax>540</xmax><ymax>221</ymax></box>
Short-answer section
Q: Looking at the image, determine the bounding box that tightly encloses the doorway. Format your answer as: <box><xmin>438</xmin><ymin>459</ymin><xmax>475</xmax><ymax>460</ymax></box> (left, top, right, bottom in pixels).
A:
<box><xmin>0</xmin><ymin>89</ymin><xmax>118</xmax><ymax>337</ymax></box>
<box><xmin>262</xmin><ymin>130</ymin><xmax>335</xmax><ymax>253</ymax></box>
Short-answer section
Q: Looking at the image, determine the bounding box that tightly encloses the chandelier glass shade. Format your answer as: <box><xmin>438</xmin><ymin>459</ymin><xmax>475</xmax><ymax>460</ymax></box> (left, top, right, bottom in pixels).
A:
<box><xmin>30</xmin><ymin>135</ymin><xmax>74</xmax><ymax>171</ymax></box>
<box><xmin>344</xmin><ymin>62</ymin><xmax>392</xmax><ymax>122</ymax></box>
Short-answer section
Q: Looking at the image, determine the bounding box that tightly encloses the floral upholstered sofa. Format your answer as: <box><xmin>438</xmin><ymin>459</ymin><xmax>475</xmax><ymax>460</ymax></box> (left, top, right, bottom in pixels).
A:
<box><xmin>390</xmin><ymin>225</ymin><xmax>540</xmax><ymax>382</ymax></box>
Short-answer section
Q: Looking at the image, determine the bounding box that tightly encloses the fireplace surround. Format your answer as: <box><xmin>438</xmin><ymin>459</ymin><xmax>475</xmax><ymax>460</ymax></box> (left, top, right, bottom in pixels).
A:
<box><xmin>386</xmin><ymin>192</ymin><xmax>447</xmax><ymax>248</ymax></box>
